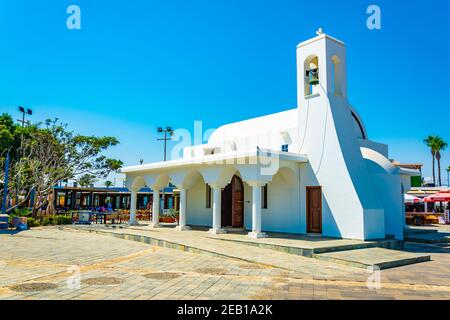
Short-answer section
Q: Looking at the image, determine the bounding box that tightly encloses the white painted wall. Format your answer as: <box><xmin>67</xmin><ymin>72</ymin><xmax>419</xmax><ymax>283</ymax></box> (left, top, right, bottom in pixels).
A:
<box><xmin>186</xmin><ymin>178</ymin><xmax>212</xmax><ymax>227</ymax></box>
<box><xmin>261</xmin><ymin>168</ymin><xmax>301</xmax><ymax>233</ymax></box>
<box><xmin>297</xmin><ymin>34</ymin><xmax>385</xmax><ymax>240</ymax></box>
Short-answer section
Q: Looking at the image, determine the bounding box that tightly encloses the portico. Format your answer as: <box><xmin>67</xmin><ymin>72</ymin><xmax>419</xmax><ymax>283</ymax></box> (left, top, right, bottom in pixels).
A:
<box><xmin>123</xmin><ymin>149</ymin><xmax>307</xmax><ymax>238</ymax></box>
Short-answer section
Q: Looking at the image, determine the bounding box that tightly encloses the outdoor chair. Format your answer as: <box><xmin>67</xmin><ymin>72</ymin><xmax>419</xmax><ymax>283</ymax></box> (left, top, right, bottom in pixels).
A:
<box><xmin>119</xmin><ymin>213</ymin><xmax>129</xmax><ymax>223</ymax></box>
<box><xmin>108</xmin><ymin>213</ymin><xmax>119</xmax><ymax>224</ymax></box>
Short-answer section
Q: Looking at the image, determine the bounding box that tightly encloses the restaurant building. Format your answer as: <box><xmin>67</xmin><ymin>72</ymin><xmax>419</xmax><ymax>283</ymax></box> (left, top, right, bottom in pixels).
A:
<box><xmin>53</xmin><ymin>186</ymin><xmax>178</xmax><ymax>212</ymax></box>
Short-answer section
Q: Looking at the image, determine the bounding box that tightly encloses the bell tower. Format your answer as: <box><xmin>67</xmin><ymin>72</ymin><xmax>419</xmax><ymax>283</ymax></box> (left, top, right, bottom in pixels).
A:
<box><xmin>297</xmin><ymin>28</ymin><xmax>348</xmax><ymax>106</ymax></box>
<box><xmin>296</xmin><ymin>30</ymin><xmax>386</xmax><ymax>241</ymax></box>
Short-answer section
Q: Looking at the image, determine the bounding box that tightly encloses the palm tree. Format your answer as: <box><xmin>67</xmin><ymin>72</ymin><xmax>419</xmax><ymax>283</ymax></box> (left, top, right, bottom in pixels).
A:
<box><xmin>105</xmin><ymin>181</ymin><xmax>113</xmax><ymax>188</ymax></box>
<box><xmin>424</xmin><ymin>135</ymin><xmax>440</xmax><ymax>186</ymax></box>
<box><xmin>435</xmin><ymin>137</ymin><xmax>448</xmax><ymax>186</ymax></box>
<box><xmin>78</xmin><ymin>174</ymin><xmax>97</xmax><ymax>188</ymax></box>
<box><xmin>446</xmin><ymin>166</ymin><xmax>450</xmax><ymax>187</ymax></box>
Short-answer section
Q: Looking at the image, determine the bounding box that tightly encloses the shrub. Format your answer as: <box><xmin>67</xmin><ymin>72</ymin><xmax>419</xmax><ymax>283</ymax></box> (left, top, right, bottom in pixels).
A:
<box><xmin>166</xmin><ymin>209</ymin><xmax>179</xmax><ymax>219</ymax></box>
<box><xmin>27</xmin><ymin>217</ymin><xmax>41</xmax><ymax>228</ymax></box>
<box><xmin>54</xmin><ymin>215</ymin><xmax>72</xmax><ymax>225</ymax></box>
<box><xmin>41</xmin><ymin>216</ymin><xmax>56</xmax><ymax>226</ymax></box>
<box><xmin>12</xmin><ymin>208</ymin><xmax>33</xmax><ymax>217</ymax></box>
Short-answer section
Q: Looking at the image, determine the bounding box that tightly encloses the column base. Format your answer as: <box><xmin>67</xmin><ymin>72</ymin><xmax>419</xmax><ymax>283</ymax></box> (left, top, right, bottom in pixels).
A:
<box><xmin>175</xmin><ymin>225</ymin><xmax>191</xmax><ymax>231</ymax></box>
<box><xmin>208</xmin><ymin>228</ymin><xmax>227</xmax><ymax>235</ymax></box>
<box><xmin>247</xmin><ymin>231</ymin><xmax>268</xmax><ymax>239</ymax></box>
<box><xmin>128</xmin><ymin>221</ymin><xmax>140</xmax><ymax>226</ymax></box>
<box><xmin>147</xmin><ymin>223</ymin><xmax>161</xmax><ymax>229</ymax></box>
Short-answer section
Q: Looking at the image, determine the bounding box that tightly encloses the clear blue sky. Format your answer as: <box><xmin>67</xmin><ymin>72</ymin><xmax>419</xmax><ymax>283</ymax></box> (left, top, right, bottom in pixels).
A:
<box><xmin>1</xmin><ymin>0</ymin><xmax>449</xmax><ymax>184</ymax></box>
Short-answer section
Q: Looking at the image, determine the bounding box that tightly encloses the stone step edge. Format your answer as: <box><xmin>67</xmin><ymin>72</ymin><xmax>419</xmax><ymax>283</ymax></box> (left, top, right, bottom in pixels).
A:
<box><xmin>61</xmin><ymin>227</ymin><xmax>292</xmax><ymax>271</ymax></box>
<box><xmin>313</xmin><ymin>252</ymin><xmax>431</xmax><ymax>270</ymax></box>
<box><xmin>404</xmin><ymin>236</ymin><xmax>450</xmax><ymax>244</ymax></box>
<box><xmin>207</xmin><ymin>236</ymin><xmax>403</xmax><ymax>257</ymax></box>
<box><xmin>404</xmin><ymin>229</ymin><xmax>438</xmax><ymax>236</ymax></box>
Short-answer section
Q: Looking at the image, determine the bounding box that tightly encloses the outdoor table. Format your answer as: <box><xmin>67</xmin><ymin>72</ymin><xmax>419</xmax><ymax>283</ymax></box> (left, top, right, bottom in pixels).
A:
<box><xmin>72</xmin><ymin>211</ymin><xmax>93</xmax><ymax>224</ymax></box>
<box><xmin>95</xmin><ymin>212</ymin><xmax>109</xmax><ymax>224</ymax></box>
<box><xmin>95</xmin><ymin>212</ymin><xmax>118</xmax><ymax>224</ymax></box>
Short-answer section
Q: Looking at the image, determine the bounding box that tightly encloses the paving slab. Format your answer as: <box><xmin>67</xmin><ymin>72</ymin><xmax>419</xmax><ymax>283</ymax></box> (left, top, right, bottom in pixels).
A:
<box><xmin>62</xmin><ymin>225</ymin><xmax>373</xmax><ymax>278</ymax></box>
<box><xmin>2</xmin><ymin>228</ymin><xmax>450</xmax><ymax>300</ymax></box>
<box><xmin>63</xmin><ymin>225</ymin><xmax>424</xmax><ymax>271</ymax></box>
<box><xmin>315</xmin><ymin>247</ymin><xmax>431</xmax><ymax>270</ymax></box>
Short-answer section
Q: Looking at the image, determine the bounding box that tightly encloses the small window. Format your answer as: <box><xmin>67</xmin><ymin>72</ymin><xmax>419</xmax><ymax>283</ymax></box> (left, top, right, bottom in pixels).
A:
<box><xmin>206</xmin><ymin>184</ymin><xmax>211</xmax><ymax>208</ymax></box>
<box><xmin>281</xmin><ymin>144</ymin><xmax>289</xmax><ymax>152</ymax></box>
<box><xmin>261</xmin><ymin>185</ymin><xmax>268</xmax><ymax>209</ymax></box>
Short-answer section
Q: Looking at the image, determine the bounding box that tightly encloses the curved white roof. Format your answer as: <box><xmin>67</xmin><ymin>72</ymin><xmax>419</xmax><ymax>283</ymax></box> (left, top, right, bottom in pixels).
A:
<box><xmin>208</xmin><ymin>108</ymin><xmax>298</xmax><ymax>144</ymax></box>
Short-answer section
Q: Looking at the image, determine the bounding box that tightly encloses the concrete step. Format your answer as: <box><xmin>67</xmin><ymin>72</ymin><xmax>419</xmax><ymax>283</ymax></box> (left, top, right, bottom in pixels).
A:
<box><xmin>405</xmin><ymin>232</ymin><xmax>450</xmax><ymax>244</ymax></box>
<box><xmin>212</xmin><ymin>236</ymin><xmax>403</xmax><ymax>258</ymax></box>
<box><xmin>404</xmin><ymin>228</ymin><xmax>438</xmax><ymax>236</ymax></box>
<box><xmin>314</xmin><ymin>247</ymin><xmax>431</xmax><ymax>270</ymax></box>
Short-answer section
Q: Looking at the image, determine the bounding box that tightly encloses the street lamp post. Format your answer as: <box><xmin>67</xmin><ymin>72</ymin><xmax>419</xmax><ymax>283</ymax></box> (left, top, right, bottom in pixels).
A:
<box><xmin>156</xmin><ymin>127</ymin><xmax>174</xmax><ymax>215</ymax></box>
<box><xmin>1</xmin><ymin>152</ymin><xmax>10</xmax><ymax>214</ymax></box>
<box><xmin>16</xmin><ymin>106</ymin><xmax>33</xmax><ymax>209</ymax></box>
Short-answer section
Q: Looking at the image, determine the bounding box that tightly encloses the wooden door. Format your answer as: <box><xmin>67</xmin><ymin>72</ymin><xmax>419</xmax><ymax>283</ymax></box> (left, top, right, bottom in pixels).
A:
<box><xmin>221</xmin><ymin>184</ymin><xmax>232</xmax><ymax>227</ymax></box>
<box><xmin>306</xmin><ymin>187</ymin><xmax>322</xmax><ymax>234</ymax></box>
<box><xmin>231</xmin><ymin>176</ymin><xmax>244</xmax><ymax>228</ymax></box>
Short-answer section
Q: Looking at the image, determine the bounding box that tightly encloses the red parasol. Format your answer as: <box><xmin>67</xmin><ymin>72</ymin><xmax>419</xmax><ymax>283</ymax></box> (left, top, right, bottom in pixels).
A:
<box><xmin>423</xmin><ymin>190</ymin><xmax>450</xmax><ymax>202</ymax></box>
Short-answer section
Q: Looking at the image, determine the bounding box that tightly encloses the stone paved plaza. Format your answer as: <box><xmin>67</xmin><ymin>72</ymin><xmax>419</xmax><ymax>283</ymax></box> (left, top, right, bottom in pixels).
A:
<box><xmin>0</xmin><ymin>227</ymin><xmax>449</xmax><ymax>300</ymax></box>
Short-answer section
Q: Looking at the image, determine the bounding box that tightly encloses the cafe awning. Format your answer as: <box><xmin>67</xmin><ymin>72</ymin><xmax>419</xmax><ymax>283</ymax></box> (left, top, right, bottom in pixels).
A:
<box><xmin>404</xmin><ymin>194</ymin><xmax>422</xmax><ymax>204</ymax></box>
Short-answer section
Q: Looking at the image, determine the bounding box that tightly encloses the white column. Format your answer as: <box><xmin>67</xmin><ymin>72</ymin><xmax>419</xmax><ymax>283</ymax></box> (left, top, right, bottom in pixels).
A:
<box><xmin>208</xmin><ymin>186</ymin><xmax>226</xmax><ymax>234</ymax></box>
<box><xmin>248</xmin><ymin>184</ymin><xmax>267</xmax><ymax>238</ymax></box>
<box><xmin>175</xmin><ymin>189</ymin><xmax>191</xmax><ymax>231</ymax></box>
<box><xmin>424</xmin><ymin>201</ymin><xmax>428</xmax><ymax>213</ymax></box>
<box><xmin>149</xmin><ymin>188</ymin><xmax>161</xmax><ymax>228</ymax></box>
<box><xmin>129</xmin><ymin>190</ymin><xmax>139</xmax><ymax>226</ymax></box>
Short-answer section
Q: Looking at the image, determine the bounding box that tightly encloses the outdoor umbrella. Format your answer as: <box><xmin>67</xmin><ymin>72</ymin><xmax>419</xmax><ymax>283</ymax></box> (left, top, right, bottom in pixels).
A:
<box><xmin>404</xmin><ymin>194</ymin><xmax>422</xmax><ymax>204</ymax></box>
<box><xmin>423</xmin><ymin>190</ymin><xmax>450</xmax><ymax>202</ymax></box>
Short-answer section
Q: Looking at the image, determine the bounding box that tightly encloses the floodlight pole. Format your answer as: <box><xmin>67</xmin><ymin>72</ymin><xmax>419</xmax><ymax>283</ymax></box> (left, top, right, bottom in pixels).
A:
<box><xmin>157</xmin><ymin>127</ymin><xmax>173</xmax><ymax>162</ymax></box>
<box><xmin>157</xmin><ymin>127</ymin><xmax>173</xmax><ymax>215</ymax></box>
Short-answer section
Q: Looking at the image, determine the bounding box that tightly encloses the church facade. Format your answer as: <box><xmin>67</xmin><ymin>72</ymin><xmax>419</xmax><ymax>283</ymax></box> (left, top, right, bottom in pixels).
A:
<box><xmin>121</xmin><ymin>32</ymin><xmax>416</xmax><ymax>241</ymax></box>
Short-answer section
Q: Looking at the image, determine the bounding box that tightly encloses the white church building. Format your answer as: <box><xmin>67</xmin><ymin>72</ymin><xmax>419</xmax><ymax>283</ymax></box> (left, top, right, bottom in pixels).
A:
<box><xmin>121</xmin><ymin>31</ymin><xmax>416</xmax><ymax>241</ymax></box>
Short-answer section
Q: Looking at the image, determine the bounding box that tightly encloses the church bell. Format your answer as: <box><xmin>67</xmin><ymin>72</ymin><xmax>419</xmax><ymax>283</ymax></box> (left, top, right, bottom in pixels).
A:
<box><xmin>307</xmin><ymin>68</ymin><xmax>319</xmax><ymax>86</ymax></box>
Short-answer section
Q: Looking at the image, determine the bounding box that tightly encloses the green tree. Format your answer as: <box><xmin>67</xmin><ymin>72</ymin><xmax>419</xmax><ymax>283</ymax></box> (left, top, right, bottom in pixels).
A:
<box><xmin>78</xmin><ymin>174</ymin><xmax>97</xmax><ymax>187</ymax></box>
<box><xmin>1</xmin><ymin>113</ymin><xmax>38</xmax><ymax>212</ymax></box>
<box><xmin>2</xmin><ymin>115</ymin><xmax>123</xmax><ymax>215</ymax></box>
<box><xmin>424</xmin><ymin>135</ymin><xmax>440</xmax><ymax>186</ymax></box>
<box><xmin>105</xmin><ymin>180</ymin><xmax>113</xmax><ymax>188</ymax></box>
<box><xmin>446</xmin><ymin>166</ymin><xmax>450</xmax><ymax>187</ymax></box>
<box><xmin>434</xmin><ymin>137</ymin><xmax>448</xmax><ymax>187</ymax></box>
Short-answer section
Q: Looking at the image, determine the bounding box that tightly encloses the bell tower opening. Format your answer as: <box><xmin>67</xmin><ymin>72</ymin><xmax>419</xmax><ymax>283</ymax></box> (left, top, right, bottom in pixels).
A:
<box><xmin>304</xmin><ymin>55</ymin><xmax>319</xmax><ymax>97</ymax></box>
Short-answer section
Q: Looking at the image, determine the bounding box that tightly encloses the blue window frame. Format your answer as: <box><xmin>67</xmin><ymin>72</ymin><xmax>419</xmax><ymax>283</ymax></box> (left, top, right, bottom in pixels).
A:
<box><xmin>281</xmin><ymin>144</ymin><xmax>289</xmax><ymax>152</ymax></box>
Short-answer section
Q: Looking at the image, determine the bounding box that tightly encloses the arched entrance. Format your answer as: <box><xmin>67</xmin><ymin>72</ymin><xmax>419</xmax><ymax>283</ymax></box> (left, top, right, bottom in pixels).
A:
<box><xmin>221</xmin><ymin>175</ymin><xmax>244</xmax><ymax>228</ymax></box>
